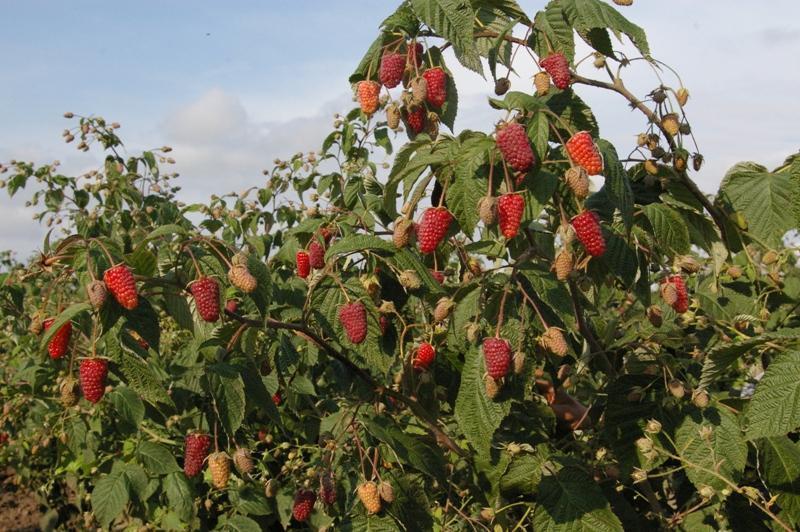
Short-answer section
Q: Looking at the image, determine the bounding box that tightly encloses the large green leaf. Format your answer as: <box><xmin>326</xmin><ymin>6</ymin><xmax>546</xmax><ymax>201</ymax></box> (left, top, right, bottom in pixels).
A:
<box><xmin>597</xmin><ymin>139</ymin><xmax>633</xmax><ymax>229</ymax></box>
<box><xmin>675</xmin><ymin>407</ymin><xmax>747</xmax><ymax>491</ymax></box>
<box><xmin>208</xmin><ymin>363</ymin><xmax>246</xmax><ymax>436</ymax></box>
<box><xmin>562</xmin><ymin>0</ymin><xmax>650</xmax><ymax>57</ymax></box>
<box><xmin>91</xmin><ymin>466</ymin><xmax>130</xmax><ymax>530</ymax></box>
<box><xmin>325</xmin><ymin>234</ymin><xmax>396</xmax><ymax>260</ymax></box>
<box><xmin>532</xmin><ymin>2</ymin><xmax>575</xmax><ymax>61</ymax></box>
<box><xmin>760</xmin><ymin>436</ymin><xmax>800</xmax><ymax>527</ymax></box>
<box><xmin>164</xmin><ymin>472</ymin><xmax>194</xmax><ymax>522</ymax></box>
<box><xmin>532</xmin><ymin>461</ymin><xmax>624</xmax><ymax>532</ymax></box>
<box><xmin>110</xmin><ymin>386</ymin><xmax>144</xmax><ymax>431</ymax></box>
<box><xmin>454</xmin><ymin>346</ymin><xmax>511</xmax><ymax>455</ymax></box>
<box><xmin>719</xmin><ymin>162</ymin><xmax>794</xmax><ymax>247</ymax></box>
<box><xmin>363</xmin><ymin>415</ymin><xmax>446</xmax><ymax>482</ymax></box>
<box><xmin>641</xmin><ymin>203</ymin><xmax>690</xmax><ymax>255</ymax></box>
<box><xmin>113</xmin><ymin>341</ymin><xmax>173</xmax><ymax>407</ymax></box>
<box><xmin>411</xmin><ymin>0</ymin><xmax>483</xmax><ymax>74</ymax></box>
<box><xmin>138</xmin><ymin>441</ymin><xmax>180</xmax><ymax>475</ymax></box>
<box><xmin>745</xmin><ymin>350</ymin><xmax>800</xmax><ymax>439</ymax></box>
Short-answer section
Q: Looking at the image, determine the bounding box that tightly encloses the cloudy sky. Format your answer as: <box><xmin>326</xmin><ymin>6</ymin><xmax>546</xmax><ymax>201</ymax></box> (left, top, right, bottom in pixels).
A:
<box><xmin>1</xmin><ymin>0</ymin><xmax>798</xmax><ymax>258</ymax></box>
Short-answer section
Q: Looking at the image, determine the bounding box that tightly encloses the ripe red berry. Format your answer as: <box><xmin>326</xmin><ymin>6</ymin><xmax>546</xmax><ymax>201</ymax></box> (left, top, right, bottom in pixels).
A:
<box><xmin>357</xmin><ymin>81</ymin><xmax>381</xmax><ymax>116</ymax></box>
<box><xmin>319</xmin><ymin>227</ymin><xmax>333</xmax><ymax>244</ymax></box>
<box><xmin>79</xmin><ymin>358</ymin><xmax>108</xmax><ymax>404</ymax></box>
<box><xmin>417</xmin><ymin>207</ymin><xmax>453</xmax><ymax>254</ymax></box>
<box><xmin>292</xmin><ymin>489</ymin><xmax>316</xmax><ymax>522</ymax></box>
<box><xmin>430</xmin><ymin>270</ymin><xmax>445</xmax><ymax>284</ymax></box>
<box><xmin>405</xmin><ymin>107</ymin><xmax>425</xmax><ymax>134</ymax></box>
<box><xmin>296</xmin><ymin>251</ymin><xmax>311</xmax><ymax>279</ymax></box>
<box><xmin>422</xmin><ymin>67</ymin><xmax>447</xmax><ymax>107</ymax></box>
<box><xmin>566</xmin><ymin>131</ymin><xmax>603</xmax><ymax>175</ymax></box>
<box><xmin>497</xmin><ymin>193</ymin><xmax>525</xmax><ymax>239</ymax></box>
<box><xmin>183</xmin><ymin>433</ymin><xmax>211</xmax><ymax>478</ymax></box>
<box><xmin>414</xmin><ymin>342</ymin><xmax>435</xmax><ymax>370</ymax></box>
<box><xmin>407</xmin><ymin>42</ymin><xmax>423</xmax><ymax>68</ymax></box>
<box><xmin>225</xmin><ymin>299</ymin><xmax>238</xmax><ymax>314</ymax></box>
<box><xmin>664</xmin><ymin>275</ymin><xmax>689</xmax><ymax>313</ymax></box>
<box><xmin>379</xmin><ymin>315</ymin><xmax>390</xmax><ymax>335</ymax></box>
<box><xmin>308</xmin><ymin>240</ymin><xmax>325</xmax><ymax>269</ymax></box>
<box><xmin>539</xmin><ymin>53</ymin><xmax>571</xmax><ymax>90</ymax></box>
<box><xmin>43</xmin><ymin>318</ymin><xmax>72</xmax><ymax>359</ymax></box>
<box><xmin>272</xmin><ymin>392</ymin><xmax>282</xmax><ymax>406</ymax></box>
<box><xmin>496</xmin><ymin>122</ymin><xmax>535</xmax><ymax>173</ymax></box>
<box><xmin>190</xmin><ymin>277</ymin><xmax>220</xmax><ymax>322</ymax></box>
<box><xmin>339</xmin><ymin>301</ymin><xmax>368</xmax><ymax>344</ymax></box>
<box><xmin>379</xmin><ymin>52</ymin><xmax>405</xmax><ymax>88</ymax></box>
<box><xmin>571</xmin><ymin>211</ymin><xmax>606</xmax><ymax>257</ymax></box>
<box><xmin>483</xmin><ymin>338</ymin><xmax>511</xmax><ymax>379</ymax></box>
<box><xmin>319</xmin><ymin>472</ymin><xmax>337</xmax><ymax>505</ymax></box>
<box><xmin>103</xmin><ymin>264</ymin><xmax>138</xmax><ymax>310</ymax></box>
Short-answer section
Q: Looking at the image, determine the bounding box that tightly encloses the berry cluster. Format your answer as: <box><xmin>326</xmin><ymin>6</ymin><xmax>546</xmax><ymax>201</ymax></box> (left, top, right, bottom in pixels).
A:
<box><xmin>357</xmin><ymin>80</ymin><xmax>380</xmax><ymax>115</ymax></box>
<box><xmin>292</xmin><ymin>490</ymin><xmax>317</xmax><ymax>522</ymax></box>
<box><xmin>296</xmin><ymin>251</ymin><xmax>311</xmax><ymax>279</ymax></box>
<box><xmin>414</xmin><ymin>342</ymin><xmax>436</xmax><ymax>370</ymax></box>
<box><xmin>422</xmin><ymin>67</ymin><xmax>447</xmax><ymax>107</ymax></box>
<box><xmin>379</xmin><ymin>52</ymin><xmax>405</xmax><ymax>88</ymax></box>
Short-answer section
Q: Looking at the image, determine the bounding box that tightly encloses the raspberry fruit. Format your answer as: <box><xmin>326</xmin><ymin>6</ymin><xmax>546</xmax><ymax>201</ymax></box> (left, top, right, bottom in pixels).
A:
<box><xmin>405</xmin><ymin>106</ymin><xmax>426</xmax><ymax>135</ymax></box>
<box><xmin>494</xmin><ymin>77</ymin><xmax>510</xmax><ymax>96</ymax></box>
<box><xmin>399</xmin><ymin>270</ymin><xmax>421</xmax><ymax>290</ymax></box>
<box><xmin>308</xmin><ymin>240</ymin><xmax>325</xmax><ymax>269</ymax></box>
<box><xmin>272</xmin><ymin>392</ymin><xmax>282</xmax><ymax>406</ymax></box>
<box><xmin>379</xmin><ymin>315</ymin><xmax>390</xmax><ymax>335</ymax></box>
<box><xmin>379</xmin><ymin>481</ymin><xmax>395</xmax><ymax>503</ymax></box>
<box><xmin>512</xmin><ymin>351</ymin><xmax>526</xmax><ymax>375</ymax></box>
<box><xmin>565</xmin><ymin>131</ymin><xmax>603</xmax><ymax>175</ymax></box>
<box><xmin>414</xmin><ymin>342</ymin><xmax>435</xmax><ymax>370</ymax></box>
<box><xmin>393</xmin><ymin>216</ymin><xmax>415</xmax><ymax>248</ymax></box>
<box><xmin>496</xmin><ymin>122</ymin><xmax>535</xmax><ymax>173</ymax></box>
<box><xmin>433</xmin><ymin>297</ymin><xmax>455</xmax><ymax>323</ymax></box>
<box><xmin>540</xmin><ymin>327</ymin><xmax>568</xmax><ymax>357</ymax></box>
<box><xmin>103</xmin><ymin>264</ymin><xmax>138</xmax><ymax>310</ymax></box>
<box><xmin>571</xmin><ymin>211</ymin><xmax>606</xmax><ymax>257</ymax></box>
<box><xmin>539</xmin><ymin>53</ymin><xmax>571</xmax><ymax>90</ymax></box>
<box><xmin>184</xmin><ymin>433</ymin><xmax>211</xmax><ymax>478</ymax></box>
<box><xmin>190</xmin><ymin>277</ymin><xmax>220</xmax><ymax>322</ymax></box>
<box><xmin>483</xmin><ymin>337</ymin><xmax>511</xmax><ymax>379</ymax></box>
<box><xmin>484</xmin><ymin>374</ymin><xmax>501</xmax><ymax>399</ymax></box>
<box><xmin>663</xmin><ymin>275</ymin><xmax>689</xmax><ymax>313</ymax></box>
<box><xmin>296</xmin><ymin>251</ymin><xmax>311</xmax><ymax>279</ymax></box>
<box><xmin>410</xmin><ymin>76</ymin><xmax>428</xmax><ymax>105</ymax></box>
<box><xmin>407</xmin><ymin>42</ymin><xmax>423</xmax><ymax>67</ymax></box>
<box><xmin>379</xmin><ymin>53</ymin><xmax>405</xmax><ymax>88</ymax></box>
<box><xmin>339</xmin><ymin>301</ymin><xmax>368</xmax><ymax>344</ymax></box>
<box><xmin>43</xmin><ymin>318</ymin><xmax>72</xmax><ymax>359</ymax></box>
<box><xmin>386</xmin><ymin>102</ymin><xmax>401</xmax><ymax>130</ymax></box>
<box><xmin>534</xmin><ymin>71</ymin><xmax>550</xmax><ymax>95</ymax></box>
<box><xmin>233</xmin><ymin>447</ymin><xmax>253</xmax><ymax>475</ymax></box>
<box><xmin>319</xmin><ymin>472</ymin><xmax>337</xmax><ymax>505</ymax></box>
<box><xmin>208</xmin><ymin>451</ymin><xmax>231</xmax><ymax>489</ymax></box>
<box><xmin>417</xmin><ymin>207</ymin><xmax>453</xmax><ymax>254</ymax></box>
<box><xmin>478</xmin><ymin>195</ymin><xmax>497</xmax><ymax>225</ymax></box>
<box><xmin>357</xmin><ymin>81</ymin><xmax>381</xmax><ymax>116</ymax></box>
<box><xmin>59</xmin><ymin>376</ymin><xmax>80</xmax><ymax>407</ymax></box>
<box><xmin>357</xmin><ymin>481</ymin><xmax>382</xmax><ymax>515</ymax></box>
<box><xmin>86</xmin><ymin>279</ymin><xmax>107</xmax><ymax>309</ymax></box>
<box><xmin>228</xmin><ymin>264</ymin><xmax>257</xmax><ymax>293</ymax></box>
<box><xmin>79</xmin><ymin>358</ymin><xmax>108</xmax><ymax>404</ymax></box>
<box><xmin>430</xmin><ymin>270</ymin><xmax>445</xmax><ymax>284</ymax></box>
<box><xmin>553</xmin><ymin>249</ymin><xmax>574</xmax><ymax>281</ymax></box>
<box><xmin>497</xmin><ymin>193</ymin><xmax>525</xmax><ymax>239</ymax></box>
<box><xmin>292</xmin><ymin>489</ymin><xmax>316</xmax><ymax>522</ymax></box>
<box><xmin>225</xmin><ymin>299</ymin><xmax>238</xmax><ymax>314</ymax></box>
<box><xmin>422</xmin><ymin>67</ymin><xmax>447</xmax><ymax>107</ymax></box>
<box><xmin>564</xmin><ymin>167</ymin><xmax>590</xmax><ymax>199</ymax></box>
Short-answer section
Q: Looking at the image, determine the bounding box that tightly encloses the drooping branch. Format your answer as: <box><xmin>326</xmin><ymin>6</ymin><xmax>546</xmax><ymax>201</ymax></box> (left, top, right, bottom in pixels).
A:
<box><xmin>224</xmin><ymin>309</ymin><xmax>467</xmax><ymax>457</ymax></box>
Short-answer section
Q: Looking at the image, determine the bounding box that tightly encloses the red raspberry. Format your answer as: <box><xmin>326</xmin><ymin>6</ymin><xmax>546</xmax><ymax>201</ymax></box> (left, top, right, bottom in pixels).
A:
<box><xmin>103</xmin><ymin>264</ymin><xmax>138</xmax><ymax>310</ymax></box>
<box><xmin>664</xmin><ymin>275</ymin><xmax>689</xmax><ymax>313</ymax></box>
<box><xmin>405</xmin><ymin>107</ymin><xmax>425</xmax><ymax>134</ymax></box>
<box><xmin>430</xmin><ymin>270</ymin><xmax>445</xmax><ymax>284</ymax></box>
<box><xmin>319</xmin><ymin>472</ymin><xmax>337</xmax><ymax>505</ymax></box>
<box><xmin>422</xmin><ymin>67</ymin><xmax>447</xmax><ymax>107</ymax></box>
<box><xmin>319</xmin><ymin>227</ymin><xmax>333</xmax><ymax>244</ymax></box>
<box><xmin>339</xmin><ymin>301</ymin><xmax>368</xmax><ymax>344</ymax></box>
<box><xmin>296</xmin><ymin>251</ymin><xmax>311</xmax><ymax>279</ymax></box>
<box><xmin>539</xmin><ymin>53</ymin><xmax>571</xmax><ymax>90</ymax></box>
<box><xmin>225</xmin><ymin>299</ymin><xmax>238</xmax><ymax>314</ymax></box>
<box><xmin>566</xmin><ymin>131</ymin><xmax>603</xmax><ymax>175</ymax></box>
<box><xmin>79</xmin><ymin>358</ymin><xmax>108</xmax><ymax>404</ymax></box>
<box><xmin>417</xmin><ymin>207</ymin><xmax>453</xmax><ymax>254</ymax></box>
<box><xmin>308</xmin><ymin>240</ymin><xmax>325</xmax><ymax>269</ymax></box>
<box><xmin>571</xmin><ymin>211</ymin><xmax>606</xmax><ymax>257</ymax></box>
<box><xmin>414</xmin><ymin>342</ymin><xmax>435</xmax><ymax>370</ymax></box>
<box><xmin>357</xmin><ymin>81</ymin><xmax>381</xmax><ymax>116</ymax></box>
<box><xmin>380</xmin><ymin>53</ymin><xmax>405</xmax><ymax>89</ymax></box>
<box><xmin>496</xmin><ymin>122</ymin><xmax>535</xmax><ymax>173</ymax></box>
<box><xmin>407</xmin><ymin>42</ymin><xmax>423</xmax><ymax>68</ymax></box>
<box><xmin>483</xmin><ymin>338</ymin><xmax>511</xmax><ymax>379</ymax></box>
<box><xmin>497</xmin><ymin>193</ymin><xmax>525</xmax><ymax>239</ymax></box>
<box><xmin>292</xmin><ymin>489</ymin><xmax>316</xmax><ymax>522</ymax></box>
<box><xmin>379</xmin><ymin>315</ymin><xmax>390</xmax><ymax>335</ymax></box>
<box><xmin>190</xmin><ymin>277</ymin><xmax>220</xmax><ymax>322</ymax></box>
<box><xmin>43</xmin><ymin>318</ymin><xmax>72</xmax><ymax>359</ymax></box>
<box><xmin>272</xmin><ymin>392</ymin><xmax>282</xmax><ymax>406</ymax></box>
<box><xmin>183</xmin><ymin>433</ymin><xmax>211</xmax><ymax>478</ymax></box>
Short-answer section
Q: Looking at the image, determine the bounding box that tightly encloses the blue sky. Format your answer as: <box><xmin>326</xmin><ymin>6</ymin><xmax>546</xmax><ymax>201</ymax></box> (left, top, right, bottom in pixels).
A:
<box><xmin>1</xmin><ymin>1</ymin><xmax>799</xmax><ymax>257</ymax></box>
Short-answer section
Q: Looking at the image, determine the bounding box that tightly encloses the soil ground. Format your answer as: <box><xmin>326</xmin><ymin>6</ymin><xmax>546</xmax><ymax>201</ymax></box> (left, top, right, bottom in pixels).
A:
<box><xmin>0</xmin><ymin>469</ymin><xmax>43</xmax><ymax>532</ymax></box>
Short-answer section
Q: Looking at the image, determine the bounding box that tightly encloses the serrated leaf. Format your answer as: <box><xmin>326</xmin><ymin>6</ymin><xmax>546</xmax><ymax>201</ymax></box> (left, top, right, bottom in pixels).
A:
<box><xmin>500</xmin><ymin>452</ymin><xmax>549</xmax><ymax>497</ymax></box>
<box><xmin>411</xmin><ymin>0</ymin><xmax>482</xmax><ymax>75</ymax></box>
<box><xmin>140</xmin><ymin>223</ymin><xmax>188</xmax><ymax>244</ymax></box>
<box><xmin>164</xmin><ymin>472</ymin><xmax>194</xmax><ymax>522</ymax></box>
<box><xmin>597</xmin><ymin>139</ymin><xmax>633</xmax><ymax>229</ymax></box>
<box><xmin>325</xmin><ymin>235</ymin><xmax>396</xmax><ymax>260</ymax></box>
<box><xmin>641</xmin><ymin>203</ymin><xmax>690</xmax><ymax>255</ymax></box>
<box><xmin>448</xmin><ymin>161</ymin><xmax>486</xmax><ymax>236</ymax></box>
<box><xmin>138</xmin><ymin>441</ymin><xmax>180</xmax><ymax>475</ymax></box>
<box><xmin>760</xmin><ymin>436</ymin><xmax>800</xmax><ymax>527</ymax></box>
<box><xmin>115</xmin><ymin>343</ymin><xmax>174</xmax><ymax>407</ymax></box>
<box><xmin>532</xmin><ymin>3</ymin><xmax>575</xmax><ymax>61</ymax></box>
<box><xmin>91</xmin><ymin>467</ymin><xmax>130</xmax><ymax>530</ymax></box>
<box><xmin>218</xmin><ymin>515</ymin><xmax>263</xmax><ymax>532</ymax></box>
<box><xmin>675</xmin><ymin>407</ymin><xmax>747</xmax><ymax>491</ymax></box>
<box><xmin>455</xmin><ymin>346</ymin><xmax>511</xmax><ymax>456</ymax></box>
<box><xmin>562</xmin><ymin>0</ymin><xmax>650</xmax><ymax>57</ymax></box>
<box><xmin>208</xmin><ymin>364</ymin><xmax>246</xmax><ymax>436</ymax></box>
<box><xmin>745</xmin><ymin>350</ymin><xmax>800</xmax><ymax>439</ymax></box>
<box><xmin>163</xmin><ymin>288</ymin><xmax>194</xmax><ymax>331</ymax></box>
<box><xmin>363</xmin><ymin>415</ymin><xmax>446</xmax><ymax>482</ymax></box>
<box><xmin>528</xmin><ymin>112</ymin><xmax>550</xmax><ymax>164</ymax></box>
<box><xmin>246</xmin><ymin>255</ymin><xmax>271</xmax><ymax>317</ymax></box>
<box><xmin>110</xmin><ymin>386</ymin><xmax>144</xmax><ymax>430</ymax></box>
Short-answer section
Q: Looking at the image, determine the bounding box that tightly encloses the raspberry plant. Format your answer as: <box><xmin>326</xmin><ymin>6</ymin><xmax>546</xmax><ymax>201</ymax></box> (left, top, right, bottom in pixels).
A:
<box><xmin>1</xmin><ymin>1</ymin><xmax>800</xmax><ymax>530</ymax></box>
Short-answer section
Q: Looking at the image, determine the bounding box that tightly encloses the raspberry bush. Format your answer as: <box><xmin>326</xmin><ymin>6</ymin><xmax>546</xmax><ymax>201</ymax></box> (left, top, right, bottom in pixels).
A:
<box><xmin>1</xmin><ymin>1</ymin><xmax>800</xmax><ymax>530</ymax></box>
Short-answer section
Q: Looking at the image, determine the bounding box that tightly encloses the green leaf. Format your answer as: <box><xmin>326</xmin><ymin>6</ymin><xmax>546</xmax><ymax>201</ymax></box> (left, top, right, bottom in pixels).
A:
<box><xmin>411</xmin><ymin>0</ymin><xmax>483</xmax><ymax>75</ymax></box>
<box><xmin>454</xmin><ymin>346</ymin><xmax>511</xmax><ymax>456</ymax></box>
<box><xmin>760</xmin><ymin>436</ymin><xmax>800</xmax><ymax>527</ymax></box>
<box><xmin>138</xmin><ymin>441</ymin><xmax>180</xmax><ymax>475</ymax></box>
<box><xmin>363</xmin><ymin>415</ymin><xmax>446</xmax><ymax>482</ymax></box>
<box><xmin>745</xmin><ymin>350</ymin><xmax>800</xmax><ymax>439</ymax></box>
<box><xmin>246</xmin><ymin>255</ymin><xmax>272</xmax><ymax>317</ymax></box>
<box><xmin>532</xmin><ymin>461</ymin><xmax>624</xmax><ymax>532</ymax></box>
<box><xmin>40</xmin><ymin>302</ymin><xmax>91</xmax><ymax>353</ymax></box>
<box><xmin>325</xmin><ymin>234</ymin><xmax>396</xmax><ymax>261</ymax></box>
<box><xmin>449</xmin><ymin>151</ymin><xmax>487</xmax><ymax>235</ymax></box>
<box><xmin>126</xmin><ymin>246</ymin><xmax>157</xmax><ymax>277</ymax></box>
<box><xmin>675</xmin><ymin>407</ymin><xmax>747</xmax><ymax>491</ymax></box>
<box><xmin>350</xmin><ymin>33</ymin><xmax>392</xmax><ymax>83</ymax></box>
<box><xmin>208</xmin><ymin>364</ymin><xmax>246</xmax><ymax>436</ymax></box>
<box><xmin>528</xmin><ymin>112</ymin><xmax>550</xmax><ymax>164</ymax></box>
<box><xmin>388</xmin><ymin>249</ymin><xmax>445</xmax><ymax>296</ymax></box>
<box><xmin>562</xmin><ymin>0</ymin><xmax>650</xmax><ymax>57</ymax></box>
<box><xmin>218</xmin><ymin>515</ymin><xmax>263</xmax><ymax>532</ymax></box>
<box><xmin>532</xmin><ymin>3</ymin><xmax>575</xmax><ymax>61</ymax></box>
<box><xmin>641</xmin><ymin>203</ymin><xmax>690</xmax><ymax>255</ymax></box>
<box><xmin>114</xmin><ymin>341</ymin><xmax>173</xmax><ymax>407</ymax></box>
<box><xmin>164</xmin><ymin>472</ymin><xmax>194</xmax><ymax>522</ymax></box>
<box><xmin>500</xmin><ymin>452</ymin><xmax>549</xmax><ymax>497</ymax></box>
<box><xmin>163</xmin><ymin>288</ymin><xmax>195</xmax><ymax>331</ymax></box>
<box><xmin>719</xmin><ymin>162</ymin><xmax>794</xmax><ymax>247</ymax></box>
<box><xmin>597</xmin><ymin>139</ymin><xmax>633</xmax><ymax>229</ymax></box>
<box><xmin>110</xmin><ymin>386</ymin><xmax>144</xmax><ymax>430</ymax></box>
<box><xmin>91</xmin><ymin>467</ymin><xmax>130</xmax><ymax>530</ymax></box>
